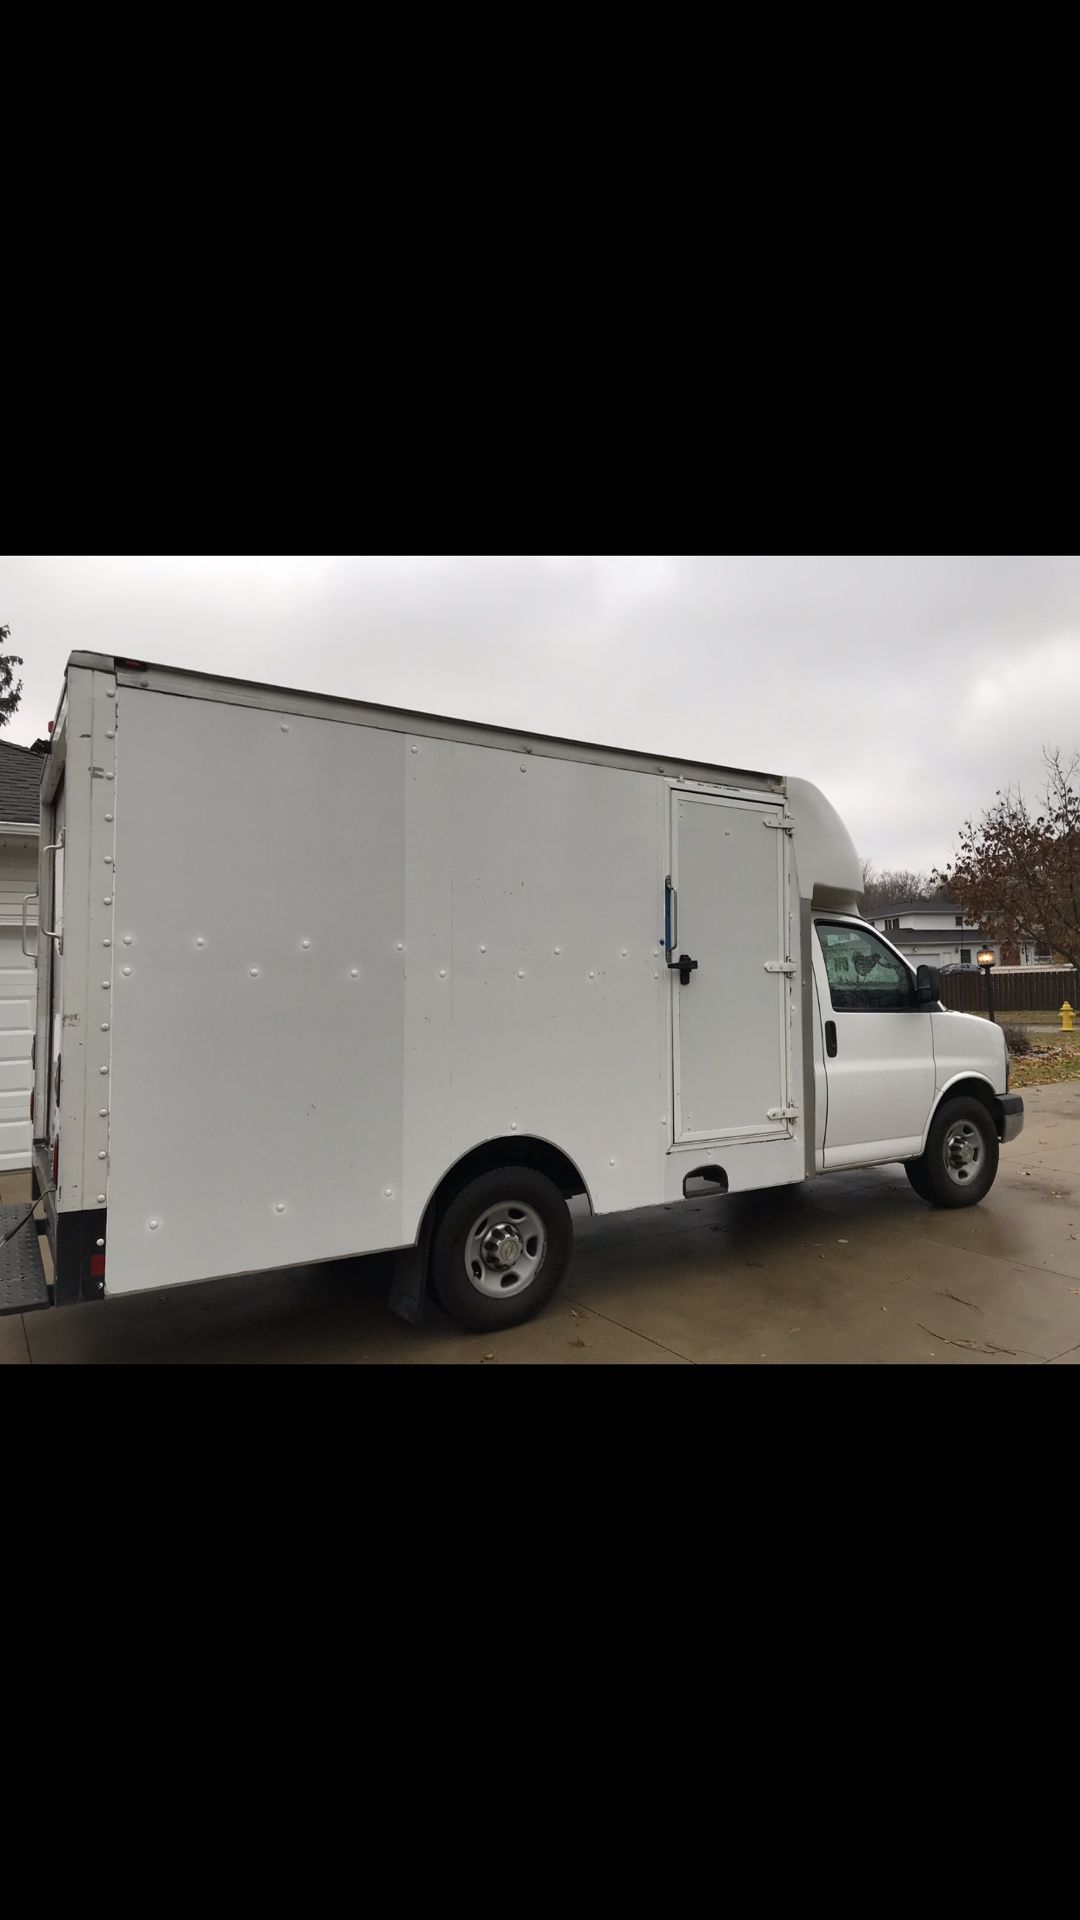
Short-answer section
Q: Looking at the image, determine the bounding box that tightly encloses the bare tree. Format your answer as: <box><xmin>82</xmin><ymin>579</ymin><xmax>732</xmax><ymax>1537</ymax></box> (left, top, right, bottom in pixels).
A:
<box><xmin>936</xmin><ymin>749</ymin><xmax>1080</xmax><ymax>972</ymax></box>
<box><xmin>859</xmin><ymin>866</ymin><xmax>941</xmax><ymax>914</ymax></box>
<box><xmin>0</xmin><ymin>624</ymin><xmax>23</xmax><ymax>730</ymax></box>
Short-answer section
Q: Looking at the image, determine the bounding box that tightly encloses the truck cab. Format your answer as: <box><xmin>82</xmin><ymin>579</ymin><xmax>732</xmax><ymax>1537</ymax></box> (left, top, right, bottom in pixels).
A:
<box><xmin>809</xmin><ymin>913</ymin><xmax>1023</xmax><ymax>1198</ymax></box>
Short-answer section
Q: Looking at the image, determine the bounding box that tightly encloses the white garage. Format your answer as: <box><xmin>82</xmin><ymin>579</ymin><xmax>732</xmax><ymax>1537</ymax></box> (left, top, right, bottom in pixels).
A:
<box><xmin>0</xmin><ymin>742</ymin><xmax>45</xmax><ymax>1174</ymax></box>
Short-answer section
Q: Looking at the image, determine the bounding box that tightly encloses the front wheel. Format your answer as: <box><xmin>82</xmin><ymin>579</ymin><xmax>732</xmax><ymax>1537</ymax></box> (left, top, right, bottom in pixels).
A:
<box><xmin>904</xmin><ymin>1096</ymin><xmax>999</xmax><ymax>1208</ymax></box>
<box><xmin>429</xmin><ymin>1166</ymin><xmax>573</xmax><ymax>1332</ymax></box>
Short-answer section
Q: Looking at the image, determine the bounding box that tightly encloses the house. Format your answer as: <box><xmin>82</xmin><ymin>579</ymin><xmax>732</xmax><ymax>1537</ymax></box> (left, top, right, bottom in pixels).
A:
<box><xmin>868</xmin><ymin>898</ymin><xmax>998</xmax><ymax>970</ymax></box>
<box><xmin>0</xmin><ymin>738</ymin><xmax>45</xmax><ymax>1171</ymax></box>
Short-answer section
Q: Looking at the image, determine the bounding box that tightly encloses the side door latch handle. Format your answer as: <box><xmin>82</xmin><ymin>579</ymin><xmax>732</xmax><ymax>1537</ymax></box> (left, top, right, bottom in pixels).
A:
<box><xmin>668</xmin><ymin>953</ymin><xmax>698</xmax><ymax>987</ymax></box>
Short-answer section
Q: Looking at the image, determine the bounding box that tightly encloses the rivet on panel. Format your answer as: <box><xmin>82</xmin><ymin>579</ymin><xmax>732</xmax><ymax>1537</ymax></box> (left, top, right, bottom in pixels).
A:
<box><xmin>106</xmin><ymin>730</ymin><xmax>115</xmax><ymax>739</ymax></box>
<box><xmin>99</xmin><ymin>1108</ymin><xmax>108</xmax><ymax>1118</ymax></box>
<box><xmin>96</xmin><ymin>1238</ymin><xmax>105</xmax><ymax>1248</ymax></box>
<box><xmin>281</xmin><ymin>723</ymin><xmax>290</xmax><ymax>732</ymax></box>
<box><xmin>410</xmin><ymin>744</ymin><xmax>418</xmax><ymax>754</ymax></box>
<box><xmin>100</xmin><ymin>1022</ymin><xmax>110</xmax><ymax>1032</ymax></box>
<box><xmin>439</xmin><ymin>969</ymin><xmax>447</xmax><ymax>978</ymax></box>
<box><xmin>103</xmin><ymin>938</ymin><xmax>111</xmax><ymax>947</ymax></box>
<box><xmin>396</xmin><ymin>942</ymin><xmax>404</xmax><ymax>952</ymax></box>
<box><xmin>104</xmin><ymin>896</ymin><xmax>112</xmax><ymax>905</ymax></box>
<box><xmin>100</xmin><ymin>1065</ymin><xmax>109</xmax><ymax>1075</ymax></box>
<box><xmin>122</xmin><ymin>966</ymin><xmax>132</xmax><ymax>977</ymax></box>
<box><xmin>384</xmin><ymin>1187</ymin><xmax>393</xmax><ymax>1198</ymax></box>
<box><xmin>250</xmin><ymin>967</ymin><xmax>259</xmax><ymax>977</ymax></box>
<box><xmin>554</xmin><ymin>947</ymin><xmax>561</xmax><ymax>955</ymax></box>
<box><xmin>195</xmin><ymin>937</ymin><xmax>205</xmax><ymax>948</ymax></box>
<box><xmin>101</xmin><ymin>979</ymin><xmax>110</xmax><ymax>989</ymax></box>
<box><xmin>149</xmin><ymin>1219</ymin><xmax>159</xmax><ymax>1231</ymax></box>
<box><xmin>621</xmin><ymin>949</ymin><xmax>628</xmax><ymax>957</ymax></box>
<box><xmin>510</xmin><ymin>1122</ymin><xmax>518</xmax><ymax>1131</ymax></box>
<box><xmin>520</xmin><ymin>764</ymin><xmax>527</xmax><ymax>772</ymax></box>
<box><xmin>105</xmin><ymin>813</ymin><xmax>114</xmax><ymax>822</ymax></box>
<box><xmin>275</xmin><ymin>1202</ymin><xmax>286</xmax><ymax>1213</ymax></box>
<box><xmin>517</xmin><ymin>969</ymin><xmax>525</xmax><ymax>979</ymax></box>
<box><xmin>609</xmin><ymin>1158</ymin><xmax>616</xmax><ymax>1166</ymax></box>
<box><xmin>104</xmin><ymin>856</ymin><xmax>112</xmax><ymax>865</ymax></box>
<box><xmin>97</xmin><ymin>1196</ymin><xmax>106</xmax><ymax>1205</ymax></box>
<box><xmin>123</xmin><ymin>935</ymin><xmax>133</xmax><ymax>945</ymax></box>
<box><xmin>480</xmin><ymin>945</ymin><xmax>487</xmax><ymax>954</ymax></box>
<box><xmin>105</xmin><ymin>771</ymin><xmax>114</xmax><ymax>780</ymax></box>
<box><xmin>350</xmin><ymin>968</ymin><xmax>359</xmax><ymax>978</ymax></box>
<box><xmin>98</xmin><ymin>1151</ymin><xmax>107</xmax><ymax>1161</ymax></box>
<box><xmin>589</xmin><ymin>971</ymin><xmax>595</xmax><ymax>980</ymax></box>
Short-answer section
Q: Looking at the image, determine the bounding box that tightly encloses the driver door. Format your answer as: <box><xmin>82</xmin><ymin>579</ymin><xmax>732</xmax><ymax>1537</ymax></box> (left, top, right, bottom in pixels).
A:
<box><xmin>813</xmin><ymin>920</ymin><xmax>935</xmax><ymax>1167</ymax></box>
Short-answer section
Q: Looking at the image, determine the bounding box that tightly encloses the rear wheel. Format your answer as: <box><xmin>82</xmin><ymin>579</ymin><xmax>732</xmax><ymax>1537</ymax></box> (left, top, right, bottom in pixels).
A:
<box><xmin>429</xmin><ymin>1165</ymin><xmax>573</xmax><ymax>1332</ymax></box>
<box><xmin>904</xmin><ymin>1096</ymin><xmax>999</xmax><ymax>1208</ymax></box>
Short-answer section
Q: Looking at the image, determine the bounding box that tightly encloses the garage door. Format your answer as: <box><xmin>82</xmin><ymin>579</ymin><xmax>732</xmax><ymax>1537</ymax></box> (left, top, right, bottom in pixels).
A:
<box><xmin>0</xmin><ymin>926</ymin><xmax>35</xmax><ymax>1172</ymax></box>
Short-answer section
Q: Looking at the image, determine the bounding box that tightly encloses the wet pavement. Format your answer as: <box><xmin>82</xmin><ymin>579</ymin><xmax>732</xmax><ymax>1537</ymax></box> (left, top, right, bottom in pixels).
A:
<box><xmin>4</xmin><ymin>1082</ymin><xmax>1080</xmax><ymax>1364</ymax></box>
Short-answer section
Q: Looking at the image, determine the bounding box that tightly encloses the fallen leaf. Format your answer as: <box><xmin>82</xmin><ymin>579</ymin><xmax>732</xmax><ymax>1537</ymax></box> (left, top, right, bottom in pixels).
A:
<box><xmin>482</xmin><ymin>1351</ymin><xmax>497</xmax><ymax>1363</ymax></box>
<box><xmin>569</xmin><ymin>1337</ymin><xmax>585</xmax><ymax>1348</ymax></box>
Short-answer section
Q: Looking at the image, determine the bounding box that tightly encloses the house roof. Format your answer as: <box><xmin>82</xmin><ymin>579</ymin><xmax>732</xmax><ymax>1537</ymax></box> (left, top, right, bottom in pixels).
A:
<box><xmin>0</xmin><ymin>738</ymin><xmax>44</xmax><ymax>825</ymax></box>
<box><xmin>873</xmin><ymin>898</ymin><xmax>961</xmax><ymax>916</ymax></box>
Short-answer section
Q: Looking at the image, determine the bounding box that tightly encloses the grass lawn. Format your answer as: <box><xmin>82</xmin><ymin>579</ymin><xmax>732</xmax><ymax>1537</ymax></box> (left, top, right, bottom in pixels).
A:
<box><xmin>965</xmin><ymin>1008</ymin><xmax>1075</xmax><ymax>1026</ymax></box>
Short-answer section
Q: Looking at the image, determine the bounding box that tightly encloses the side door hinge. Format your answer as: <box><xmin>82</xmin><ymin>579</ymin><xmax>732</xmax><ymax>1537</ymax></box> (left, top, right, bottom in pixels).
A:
<box><xmin>764</xmin><ymin>961</ymin><xmax>796</xmax><ymax>975</ymax></box>
<box><xmin>767</xmin><ymin>1104</ymin><xmax>799</xmax><ymax>1122</ymax></box>
<box><xmin>763</xmin><ymin>814</ymin><xmax>795</xmax><ymax>834</ymax></box>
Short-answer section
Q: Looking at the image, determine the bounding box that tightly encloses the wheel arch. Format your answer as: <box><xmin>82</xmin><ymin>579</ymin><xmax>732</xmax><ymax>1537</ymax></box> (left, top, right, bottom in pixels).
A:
<box><xmin>416</xmin><ymin>1135</ymin><xmax>594</xmax><ymax>1243</ymax></box>
<box><xmin>923</xmin><ymin>1074</ymin><xmax>1007</xmax><ymax>1148</ymax></box>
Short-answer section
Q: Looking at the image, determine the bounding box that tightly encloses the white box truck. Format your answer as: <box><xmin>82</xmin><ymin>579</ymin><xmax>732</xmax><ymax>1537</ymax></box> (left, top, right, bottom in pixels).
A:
<box><xmin>0</xmin><ymin>651</ymin><xmax>1023</xmax><ymax>1332</ymax></box>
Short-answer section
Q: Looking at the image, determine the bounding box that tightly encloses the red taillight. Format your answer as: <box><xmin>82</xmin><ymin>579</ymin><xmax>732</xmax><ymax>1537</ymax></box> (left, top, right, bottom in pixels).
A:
<box><xmin>90</xmin><ymin>1253</ymin><xmax>106</xmax><ymax>1279</ymax></box>
<box><xmin>52</xmin><ymin>1138</ymin><xmax>59</xmax><ymax>1186</ymax></box>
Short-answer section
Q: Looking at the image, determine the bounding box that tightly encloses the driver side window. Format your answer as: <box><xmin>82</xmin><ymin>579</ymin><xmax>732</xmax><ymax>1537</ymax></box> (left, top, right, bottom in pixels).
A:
<box><xmin>815</xmin><ymin>923</ymin><xmax>914</xmax><ymax>1012</ymax></box>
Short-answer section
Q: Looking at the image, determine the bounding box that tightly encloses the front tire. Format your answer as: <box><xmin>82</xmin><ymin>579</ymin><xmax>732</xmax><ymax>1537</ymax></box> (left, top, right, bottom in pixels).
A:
<box><xmin>429</xmin><ymin>1166</ymin><xmax>573</xmax><ymax>1332</ymax></box>
<box><xmin>904</xmin><ymin>1096</ymin><xmax>999</xmax><ymax>1208</ymax></box>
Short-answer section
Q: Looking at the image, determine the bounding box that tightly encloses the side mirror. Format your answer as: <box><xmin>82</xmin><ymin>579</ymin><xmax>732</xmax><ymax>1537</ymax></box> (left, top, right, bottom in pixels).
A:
<box><xmin>917</xmin><ymin>963</ymin><xmax>941</xmax><ymax>1005</ymax></box>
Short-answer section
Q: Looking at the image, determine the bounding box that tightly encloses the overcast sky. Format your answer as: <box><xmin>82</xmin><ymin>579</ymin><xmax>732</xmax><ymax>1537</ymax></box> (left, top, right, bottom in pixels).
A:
<box><xmin>3</xmin><ymin>555</ymin><xmax>1078</xmax><ymax>873</ymax></box>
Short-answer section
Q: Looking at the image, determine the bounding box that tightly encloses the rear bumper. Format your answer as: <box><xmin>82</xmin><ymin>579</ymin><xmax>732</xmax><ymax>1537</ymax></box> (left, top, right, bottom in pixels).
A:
<box><xmin>999</xmin><ymin>1094</ymin><xmax>1025</xmax><ymax>1144</ymax></box>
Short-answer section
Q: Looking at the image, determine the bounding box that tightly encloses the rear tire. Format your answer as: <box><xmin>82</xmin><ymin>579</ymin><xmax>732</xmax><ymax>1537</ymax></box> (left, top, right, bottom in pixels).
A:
<box><xmin>429</xmin><ymin>1166</ymin><xmax>572</xmax><ymax>1332</ymax></box>
<box><xmin>904</xmin><ymin>1096</ymin><xmax>999</xmax><ymax>1208</ymax></box>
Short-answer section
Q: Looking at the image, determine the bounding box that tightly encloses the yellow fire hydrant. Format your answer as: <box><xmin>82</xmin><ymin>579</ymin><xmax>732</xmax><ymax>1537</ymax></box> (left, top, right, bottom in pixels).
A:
<box><xmin>1060</xmin><ymin>1001</ymin><xmax>1075</xmax><ymax>1033</ymax></box>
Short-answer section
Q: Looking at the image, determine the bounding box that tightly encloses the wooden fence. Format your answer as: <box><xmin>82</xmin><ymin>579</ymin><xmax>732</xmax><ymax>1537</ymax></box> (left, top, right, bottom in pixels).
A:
<box><xmin>938</xmin><ymin>967</ymin><xmax>1078</xmax><ymax>1013</ymax></box>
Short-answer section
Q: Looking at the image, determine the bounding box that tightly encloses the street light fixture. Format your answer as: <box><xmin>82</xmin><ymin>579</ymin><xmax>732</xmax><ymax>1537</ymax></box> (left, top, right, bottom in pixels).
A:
<box><xmin>977</xmin><ymin>948</ymin><xmax>996</xmax><ymax>1023</ymax></box>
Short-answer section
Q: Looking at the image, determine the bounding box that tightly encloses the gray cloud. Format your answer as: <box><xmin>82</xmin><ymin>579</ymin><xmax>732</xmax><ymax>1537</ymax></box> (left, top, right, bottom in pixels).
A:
<box><xmin>3</xmin><ymin>554</ymin><xmax>1078</xmax><ymax>872</ymax></box>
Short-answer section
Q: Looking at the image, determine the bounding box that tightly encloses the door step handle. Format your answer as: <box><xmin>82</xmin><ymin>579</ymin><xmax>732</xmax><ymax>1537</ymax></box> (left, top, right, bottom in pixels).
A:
<box><xmin>825</xmin><ymin>1020</ymin><xmax>837</xmax><ymax>1057</ymax></box>
<box><xmin>668</xmin><ymin>953</ymin><xmax>698</xmax><ymax>987</ymax></box>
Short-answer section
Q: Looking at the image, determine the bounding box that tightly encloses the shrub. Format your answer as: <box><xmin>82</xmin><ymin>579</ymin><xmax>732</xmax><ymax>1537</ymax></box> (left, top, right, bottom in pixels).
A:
<box><xmin>1003</xmin><ymin>1023</ymin><xmax>1031</xmax><ymax>1056</ymax></box>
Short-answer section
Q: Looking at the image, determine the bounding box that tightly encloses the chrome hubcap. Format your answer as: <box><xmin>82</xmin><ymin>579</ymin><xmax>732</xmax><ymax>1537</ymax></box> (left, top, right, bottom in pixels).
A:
<box><xmin>944</xmin><ymin>1121</ymin><xmax>982</xmax><ymax>1186</ymax></box>
<box><xmin>465</xmin><ymin>1202</ymin><xmax>546</xmax><ymax>1298</ymax></box>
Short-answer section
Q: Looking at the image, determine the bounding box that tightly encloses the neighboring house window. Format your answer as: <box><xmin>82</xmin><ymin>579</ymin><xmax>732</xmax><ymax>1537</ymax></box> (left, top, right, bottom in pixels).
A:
<box><xmin>884</xmin><ymin>916</ymin><xmax>899</xmax><ymax>931</ymax></box>
<box><xmin>1035</xmin><ymin>943</ymin><xmax>1053</xmax><ymax>964</ymax></box>
<box><xmin>960</xmin><ymin>948</ymin><xmax>971</xmax><ymax>964</ymax></box>
<box><xmin>956</xmin><ymin>915</ymin><xmax>964</xmax><ymax>926</ymax></box>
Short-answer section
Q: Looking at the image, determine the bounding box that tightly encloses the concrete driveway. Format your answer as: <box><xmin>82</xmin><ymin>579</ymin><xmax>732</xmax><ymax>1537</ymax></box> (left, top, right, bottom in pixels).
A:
<box><xmin>4</xmin><ymin>1083</ymin><xmax>1080</xmax><ymax>1364</ymax></box>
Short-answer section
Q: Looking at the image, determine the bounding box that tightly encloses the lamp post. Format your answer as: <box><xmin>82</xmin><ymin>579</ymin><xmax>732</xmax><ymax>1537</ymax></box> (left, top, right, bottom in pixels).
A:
<box><xmin>977</xmin><ymin>948</ymin><xmax>996</xmax><ymax>1023</ymax></box>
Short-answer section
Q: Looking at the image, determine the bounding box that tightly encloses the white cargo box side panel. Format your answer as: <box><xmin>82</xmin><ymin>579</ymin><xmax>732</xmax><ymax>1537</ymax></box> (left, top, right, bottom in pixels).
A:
<box><xmin>106</xmin><ymin>690</ymin><xmax>407</xmax><ymax>1293</ymax></box>
<box><xmin>105</xmin><ymin>689</ymin><xmax>669</xmax><ymax>1297</ymax></box>
<box><xmin>399</xmin><ymin>735</ymin><xmax>667</xmax><ymax>1233</ymax></box>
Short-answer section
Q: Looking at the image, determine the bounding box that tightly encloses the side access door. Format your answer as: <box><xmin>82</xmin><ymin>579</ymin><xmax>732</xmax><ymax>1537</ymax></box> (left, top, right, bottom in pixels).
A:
<box><xmin>812</xmin><ymin>919</ymin><xmax>935</xmax><ymax>1167</ymax></box>
<box><xmin>670</xmin><ymin>790</ymin><xmax>794</xmax><ymax>1144</ymax></box>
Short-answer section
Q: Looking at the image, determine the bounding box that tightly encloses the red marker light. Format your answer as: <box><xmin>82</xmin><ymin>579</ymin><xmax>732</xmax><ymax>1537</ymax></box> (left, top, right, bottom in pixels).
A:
<box><xmin>90</xmin><ymin>1254</ymin><xmax>106</xmax><ymax>1279</ymax></box>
